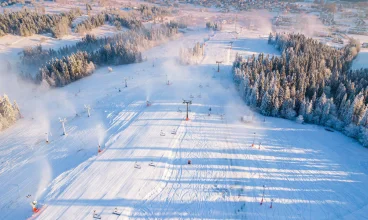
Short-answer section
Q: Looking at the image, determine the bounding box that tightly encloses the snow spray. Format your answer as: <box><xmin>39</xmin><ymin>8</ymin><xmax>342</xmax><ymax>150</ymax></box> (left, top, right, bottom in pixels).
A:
<box><xmin>96</xmin><ymin>124</ymin><xmax>106</xmax><ymax>149</ymax></box>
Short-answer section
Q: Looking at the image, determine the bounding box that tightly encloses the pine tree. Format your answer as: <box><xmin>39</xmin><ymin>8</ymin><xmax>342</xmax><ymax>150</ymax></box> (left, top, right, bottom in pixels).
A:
<box><xmin>260</xmin><ymin>91</ymin><xmax>272</xmax><ymax>116</ymax></box>
<box><xmin>0</xmin><ymin>94</ymin><xmax>20</xmax><ymax>131</ymax></box>
<box><xmin>268</xmin><ymin>32</ymin><xmax>273</xmax><ymax>44</ymax></box>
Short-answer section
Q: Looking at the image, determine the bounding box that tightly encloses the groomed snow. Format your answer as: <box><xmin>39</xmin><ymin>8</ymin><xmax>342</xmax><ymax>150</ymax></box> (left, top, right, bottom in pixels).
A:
<box><xmin>0</xmin><ymin>13</ymin><xmax>368</xmax><ymax>220</ymax></box>
<box><xmin>352</xmin><ymin>49</ymin><xmax>368</xmax><ymax>70</ymax></box>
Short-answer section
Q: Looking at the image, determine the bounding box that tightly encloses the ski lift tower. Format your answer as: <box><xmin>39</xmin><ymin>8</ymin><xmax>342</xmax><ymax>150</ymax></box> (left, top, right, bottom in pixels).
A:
<box><xmin>183</xmin><ymin>100</ymin><xmax>192</xmax><ymax>121</ymax></box>
<box><xmin>84</xmin><ymin>104</ymin><xmax>91</xmax><ymax>117</ymax></box>
<box><xmin>216</xmin><ymin>61</ymin><xmax>223</xmax><ymax>72</ymax></box>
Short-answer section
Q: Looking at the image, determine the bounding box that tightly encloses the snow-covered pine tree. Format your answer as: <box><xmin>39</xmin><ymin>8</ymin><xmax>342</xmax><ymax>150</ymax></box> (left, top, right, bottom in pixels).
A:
<box><xmin>0</xmin><ymin>94</ymin><xmax>20</xmax><ymax>131</ymax></box>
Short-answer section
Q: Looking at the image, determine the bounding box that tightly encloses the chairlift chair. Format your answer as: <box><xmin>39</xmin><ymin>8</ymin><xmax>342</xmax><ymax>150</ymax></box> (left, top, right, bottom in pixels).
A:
<box><xmin>149</xmin><ymin>160</ymin><xmax>156</xmax><ymax>167</ymax></box>
<box><xmin>93</xmin><ymin>211</ymin><xmax>101</xmax><ymax>219</ymax></box>
<box><xmin>134</xmin><ymin>162</ymin><xmax>141</xmax><ymax>169</ymax></box>
<box><xmin>113</xmin><ymin>208</ymin><xmax>122</xmax><ymax>216</ymax></box>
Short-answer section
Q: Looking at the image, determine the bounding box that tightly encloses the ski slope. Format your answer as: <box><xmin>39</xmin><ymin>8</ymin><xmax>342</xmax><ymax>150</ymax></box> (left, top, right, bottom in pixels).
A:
<box><xmin>1</xmin><ymin>28</ymin><xmax>368</xmax><ymax>220</ymax></box>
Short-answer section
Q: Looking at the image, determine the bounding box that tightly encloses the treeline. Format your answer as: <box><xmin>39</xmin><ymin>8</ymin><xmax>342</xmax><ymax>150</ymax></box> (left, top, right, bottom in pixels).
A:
<box><xmin>75</xmin><ymin>11</ymin><xmax>143</xmax><ymax>34</ymax></box>
<box><xmin>179</xmin><ymin>42</ymin><xmax>204</xmax><ymax>65</ymax></box>
<box><xmin>0</xmin><ymin>8</ymin><xmax>82</xmax><ymax>37</ymax></box>
<box><xmin>0</xmin><ymin>0</ymin><xmax>22</xmax><ymax>7</ymax></box>
<box><xmin>0</xmin><ymin>94</ymin><xmax>21</xmax><ymax>131</ymax></box>
<box><xmin>206</xmin><ymin>21</ymin><xmax>223</xmax><ymax>31</ymax></box>
<box><xmin>30</xmin><ymin>24</ymin><xmax>179</xmax><ymax>87</ymax></box>
<box><xmin>137</xmin><ymin>4</ymin><xmax>171</xmax><ymax>21</ymax></box>
<box><xmin>74</xmin><ymin>4</ymin><xmax>172</xmax><ymax>34</ymax></box>
<box><xmin>233</xmin><ymin>33</ymin><xmax>368</xmax><ymax>147</ymax></box>
<box><xmin>22</xmin><ymin>21</ymin><xmax>182</xmax><ymax>67</ymax></box>
<box><xmin>75</xmin><ymin>13</ymin><xmax>106</xmax><ymax>34</ymax></box>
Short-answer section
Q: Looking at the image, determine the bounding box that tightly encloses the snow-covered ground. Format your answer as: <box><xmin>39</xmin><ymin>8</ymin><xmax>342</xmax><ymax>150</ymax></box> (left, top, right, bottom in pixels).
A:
<box><xmin>1</xmin><ymin>1</ymin><xmax>368</xmax><ymax>219</ymax></box>
<box><xmin>352</xmin><ymin>49</ymin><xmax>368</xmax><ymax>70</ymax></box>
<box><xmin>1</xmin><ymin>25</ymin><xmax>368</xmax><ymax>220</ymax></box>
<box><xmin>0</xmin><ymin>24</ymin><xmax>123</xmax><ymax>71</ymax></box>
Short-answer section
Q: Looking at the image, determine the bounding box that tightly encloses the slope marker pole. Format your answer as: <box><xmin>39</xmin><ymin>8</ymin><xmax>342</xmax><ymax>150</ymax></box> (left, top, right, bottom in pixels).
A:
<box><xmin>252</xmin><ymin>132</ymin><xmax>256</xmax><ymax>147</ymax></box>
<box><xmin>216</xmin><ymin>61</ymin><xmax>223</xmax><ymax>72</ymax></box>
<box><xmin>260</xmin><ymin>185</ymin><xmax>265</xmax><ymax>205</ymax></box>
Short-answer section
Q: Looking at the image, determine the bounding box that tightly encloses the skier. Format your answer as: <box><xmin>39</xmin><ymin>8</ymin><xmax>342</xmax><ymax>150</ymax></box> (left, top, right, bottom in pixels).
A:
<box><xmin>208</xmin><ymin>107</ymin><xmax>212</xmax><ymax>116</ymax></box>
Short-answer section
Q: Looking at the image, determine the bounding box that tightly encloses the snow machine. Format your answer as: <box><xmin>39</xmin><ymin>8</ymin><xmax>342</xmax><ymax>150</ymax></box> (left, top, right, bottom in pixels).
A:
<box><xmin>149</xmin><ymin>161</ymin><xmax>156</xmax><ymax>167</ymax></box>
<box><xmin>160</xmin><ymin>131</ymin><xmax>166</xmax><ymax>136</ymax></box>
<box><xmin>241</xmin><ymin>116</ymin><xmax>253</xmax><ymax>123</ymax></box>
<box><xmin>113</xmin><ymin>208</ymin><xmax>122</xmax><ymax>216</ymax></box>
<box><xmin>171</xmin><ymin>129</ymin><xmax>177</xmax><ymax>135</ymax></box>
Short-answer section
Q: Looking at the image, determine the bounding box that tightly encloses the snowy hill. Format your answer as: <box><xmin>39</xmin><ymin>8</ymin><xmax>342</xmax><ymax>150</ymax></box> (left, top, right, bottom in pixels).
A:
<box><xmin>0</xmin><ymin>3</ymin><xmax>367</xmax><ymax>217</ymax></box>
<box><xmin>0</xmin><ymin>28</ymin><xmax>367</xmax><ymax>219</ymax></box>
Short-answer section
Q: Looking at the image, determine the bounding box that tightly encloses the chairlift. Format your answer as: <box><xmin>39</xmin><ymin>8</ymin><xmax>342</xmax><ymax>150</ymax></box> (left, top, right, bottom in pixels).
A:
<box><xmin>112</xmin><ymin>208</ymin><xmax>122</xmax><ymax>216</ymax></box>
<box><xmin>134</xmin><ymin>162</ymin><xmax>141</xmax><ymax>169</ymax></box>
<box><xmin>93</xmin><ymin>211</ymin><xmax>101</xmax><ymax>219</ymax></box>
<box><xmin>149</xmin><ymin>160</ymin><xmax>156</xmax><ymax>167</ymax></box>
